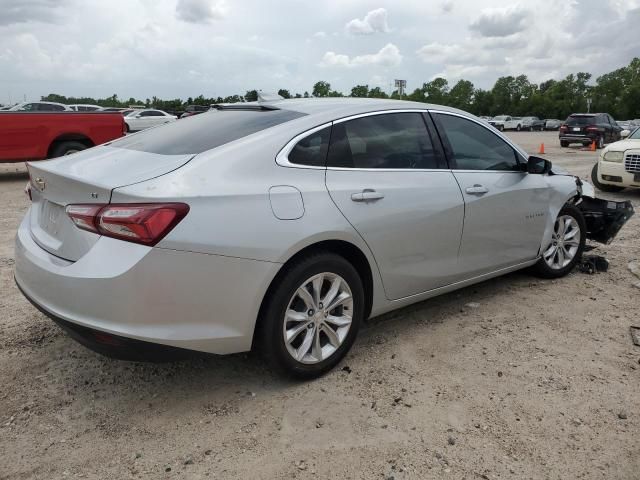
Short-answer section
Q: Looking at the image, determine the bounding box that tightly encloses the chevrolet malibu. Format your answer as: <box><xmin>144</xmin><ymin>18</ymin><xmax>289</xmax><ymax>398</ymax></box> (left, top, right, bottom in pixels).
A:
<box><xmin>15</xmin><ymin>99</ymin><xmax>634</xmax><ymax>378</ymax></box>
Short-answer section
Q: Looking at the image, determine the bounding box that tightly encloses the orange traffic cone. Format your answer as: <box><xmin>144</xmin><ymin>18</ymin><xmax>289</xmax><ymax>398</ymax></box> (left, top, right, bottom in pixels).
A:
<box><xmin>538</xmin><ymin>143</ymin><xmax>545</xmax><ymax>154</ymax></box>
<box><xmin>590</xmin><ymin>140</ymin><xmax>596</xmax><ymax>151</ymax></box>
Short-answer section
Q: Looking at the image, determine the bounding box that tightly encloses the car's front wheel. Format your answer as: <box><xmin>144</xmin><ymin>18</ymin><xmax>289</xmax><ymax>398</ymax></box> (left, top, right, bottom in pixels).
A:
<box><xmin>531</xmin><ymin>204</ymin><xmax>586</xmax><ymax>279</ymax></box>
<box><xmin>258</xmin><ymin>252</ymin><xmax>364</xmax><ymax>379</ymax></box>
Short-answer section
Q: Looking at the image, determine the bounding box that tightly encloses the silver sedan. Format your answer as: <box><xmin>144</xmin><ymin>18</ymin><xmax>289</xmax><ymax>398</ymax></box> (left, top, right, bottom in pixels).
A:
<box><xmin>15</xmin><ymin>99</ymin><xmax>633</xmax><ymax>378</ymax></box>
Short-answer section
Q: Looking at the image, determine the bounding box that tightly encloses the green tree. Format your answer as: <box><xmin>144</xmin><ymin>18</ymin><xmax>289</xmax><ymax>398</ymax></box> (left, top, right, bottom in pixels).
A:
<box><xmin>350</xmin><ymin>85</ymin><xmax>369</xmax><ymax>97</ymax></box>
<box><xmin>367</xmin><ymin>87</ymin><xmax>388</xmax><ymax>99</ymax></box>
<box><xmin>312</xmin><ymin>81</ymin><xmax>331</xmax><ymax>97</ymax></box>
<box><xmin>244</xmin><ymin>90</ymin><xmax>258</xmax><ymax>102</ymax></box>
<box><xmin>277</xmin><ymin>89</ymin><xmax>291</xmax><ymax>99</ymax></box>
<box><xmin>448</xmin><ymin>80</ymin><xmax>474</xmax><ymax>110</ymax></box>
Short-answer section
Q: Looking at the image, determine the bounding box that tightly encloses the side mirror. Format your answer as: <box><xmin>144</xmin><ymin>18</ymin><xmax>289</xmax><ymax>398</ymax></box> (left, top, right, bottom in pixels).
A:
<box><xmin>621</xmin><ymin>129</ymin><xmax>630</xmax><ymax>139</ymax></box>
<box><xmin>527</xmin><ymin>156</ymin><xmax>552</xmax><ymax>174</ymax></box>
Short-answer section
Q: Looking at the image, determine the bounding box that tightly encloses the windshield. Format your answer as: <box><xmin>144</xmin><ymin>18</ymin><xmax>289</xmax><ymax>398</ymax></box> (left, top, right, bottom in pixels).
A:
<box><xmin>566</xmin><ymin>115</ymin><xmax>595</xmax><ymax>126</ymax></box>
<box><xmin>111</xmin><ymin>108</ymin><xmax>306</xmax><ymax>155</ymax></box>
<box><xmin>629</xmin><ymin>127</ymin><xmax>640</xmax><ymax>140</ymax></box>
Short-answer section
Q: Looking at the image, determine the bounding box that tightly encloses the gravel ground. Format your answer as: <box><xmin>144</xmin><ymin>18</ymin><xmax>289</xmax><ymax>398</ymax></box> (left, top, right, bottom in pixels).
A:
<box><xmin>1</xmin><ymin>131</ymin><xmax>639</xmax><ymax>479</ymax></box>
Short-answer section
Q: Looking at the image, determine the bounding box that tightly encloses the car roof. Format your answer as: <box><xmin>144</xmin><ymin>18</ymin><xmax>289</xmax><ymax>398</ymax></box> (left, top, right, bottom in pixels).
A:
<box><xmin>249</xmin><ymin>98</ymin><xmax>470</xmax><ymax>123</ymax></box>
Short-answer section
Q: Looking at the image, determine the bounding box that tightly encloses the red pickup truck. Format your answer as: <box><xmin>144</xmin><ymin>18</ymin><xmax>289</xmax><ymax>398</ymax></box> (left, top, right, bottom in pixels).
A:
<box><xmin>0</xmin><ymin>112</ymin><xmax>126</xmax><ymax>162</ymax></box>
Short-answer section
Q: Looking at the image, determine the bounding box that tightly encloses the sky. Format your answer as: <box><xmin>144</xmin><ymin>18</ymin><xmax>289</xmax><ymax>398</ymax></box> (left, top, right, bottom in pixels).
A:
<box><xmin>1</xmin><ymin>0</ymin><xmax>639</xmax><ymax>104</ymax></box>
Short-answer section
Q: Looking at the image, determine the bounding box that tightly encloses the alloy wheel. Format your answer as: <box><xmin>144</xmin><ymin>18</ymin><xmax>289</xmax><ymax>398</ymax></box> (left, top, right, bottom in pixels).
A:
<box><xmin>283</xmin><ymin>272</ymin><xmax>353</xmax><ymax>364</ymax></box>
<box><xmin>543</xmin><ymin>215</ymin><xmax>581</xmax><ymax>270</ymax></box>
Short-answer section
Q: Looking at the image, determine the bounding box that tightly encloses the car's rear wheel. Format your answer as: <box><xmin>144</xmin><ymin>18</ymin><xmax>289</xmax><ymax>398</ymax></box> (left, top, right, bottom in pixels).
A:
<box><xmin>50</xmin><ymin>141</ymin><xmax>87</xmax><ymax>158</ymax></box>
<box><xmin>590</xmin><ymin>163</ymin><xmax>625</xmax><ymax>192</ymax></box>
<box><xmin>258</xmin><ymin>252</ymin><xmax>364</xmax><ymax>379</ymax></box>
<box><xmin>531</xmin><ymin>204</ymin><xmax>586</xmax><ymax>279</ymax></box>
<box><xmin>516</xmin><ymin>124</ymin><xmax>522</xmax><ymax>131</ymax></box>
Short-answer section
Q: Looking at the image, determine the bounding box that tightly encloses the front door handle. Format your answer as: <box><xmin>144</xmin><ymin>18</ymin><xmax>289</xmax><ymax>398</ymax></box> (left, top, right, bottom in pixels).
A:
<box><xmin>465</xmin><ymin>184</ymin><xmax>489</xmax><ymax>195</ymax></box>
<box><xmin>351</xmin><ymin>189</ymin><xmax>385</xmax><ymax>202</ymax></box>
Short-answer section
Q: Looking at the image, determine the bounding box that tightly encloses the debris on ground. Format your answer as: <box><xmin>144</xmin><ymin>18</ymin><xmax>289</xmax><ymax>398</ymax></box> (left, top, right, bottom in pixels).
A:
<box><xmin>578</xmin><ymin>255</ymin><xmax>609</xmax><ymax>274</ymax></box>
<box><xmin>629</xmin><ymin>261</ymin><xmax>640</xmax><ymax>289</ymax></box>
<box><xmin>630</xmin><ymin>326</ymin><xmax>640</xmax><ymax>347</ymax></box>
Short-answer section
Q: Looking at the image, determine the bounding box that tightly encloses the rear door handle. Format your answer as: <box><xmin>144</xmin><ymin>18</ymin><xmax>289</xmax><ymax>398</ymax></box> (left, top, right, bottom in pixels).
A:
<box><xmin>351</xmin><ymin>189</ymin><xmax>385</xmax><ymax>202</ymax></box>
<box><xmin>465</xmin><ymin>184</ymin><xmax>489</xmax><ymax>195</ymax></box>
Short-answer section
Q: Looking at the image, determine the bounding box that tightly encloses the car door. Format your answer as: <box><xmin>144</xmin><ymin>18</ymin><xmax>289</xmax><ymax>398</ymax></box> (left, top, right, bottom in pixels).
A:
<box><xmin>324</xmin><ymin>111</ymin><xmax>465</xmax><ymax>300</ymax></box>
<box><xmin>431</xmin><ymin>111</ymin><xmax>550</xmax><ymax>278</ymax></box>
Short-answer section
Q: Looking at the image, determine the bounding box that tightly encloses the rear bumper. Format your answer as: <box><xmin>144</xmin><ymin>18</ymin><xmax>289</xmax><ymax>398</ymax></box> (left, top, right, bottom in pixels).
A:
<box><xmin>559</xmin><ymin>134</ymin><xmax>597</xmax><ymax>143</ymax></box>
<box><xmin>597</xmin><ymin>160</ymin><xmax>640</xmax><ymax>188</ymax></box>
<box><xmin>14</xmin><ymin>214</ymin><xmax>280</xmax><ymax>356</ymax></box>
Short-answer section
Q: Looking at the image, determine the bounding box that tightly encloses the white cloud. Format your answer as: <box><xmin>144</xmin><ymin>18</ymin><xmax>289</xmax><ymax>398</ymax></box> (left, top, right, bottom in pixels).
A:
<box><xmin>345</xmin><ymin>8</ymin><xmax>390</xmax><ymax>35</ymax></box>
<box><xmin>313</xmin><ymin>31</ymin><xmax>327</xmax><ymax>38</ymax></box>
<box><xmin>0</xmin><ymin>0</ymin><xmax>68</xmax><ymax>26</ymax></box>
<box><xmin>441</xmin><ymin>0</ymin><xmax>453</xmax><ymax>14</ymax></box>
<box><xmin>469</xmin><ymin>5</ymin><xmax>530</xmax><ymax>37</ymax></box>
<box><xmin>321</xmin><ymin>43</ymin><xmax>401</xmax><ymax>68</ymax></box>
<box><xmin>175</xmin><ymin>0</ymin><xmax>226</xmax><ymax>24</ymax></box>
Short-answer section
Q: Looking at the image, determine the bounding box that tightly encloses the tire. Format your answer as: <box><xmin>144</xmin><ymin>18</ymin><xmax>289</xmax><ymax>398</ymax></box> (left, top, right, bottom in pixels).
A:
<box><xmin>590</xmin><ymin>163</ymin><xmax>625</xmax><ymax>192</ymax></box>
<box><xmin>529</xmin><ymin>126</ymin><xmax>534</xmax><ymax>132</ymax></box>
<box><xmin>516</xmin><ymin>124</ymin><xmax>522</xmax><ymax>131</ymax></box>
<box><xmin>50</xmin><ymin>141</ymin><xmax>87</xmax><ymax>159</ymax></box>
<box><xmin>560</xmin><ymin>141</ymin><xmax>569</xmax><ymax>147</ymax></box>
<box><xmin>125</xmin><ymin>123</ymin><xmax>131</xmax><ymax>133</ymax></box>
<box><xmin>499</xmin><ymin>125</ymin><xmax>504</xmax><ymax>132</ymax></box>
<box><xmin>530</xmin><ymin>204</ymin><xmax>586</xmax><ymax>279</ymax></box>
<box><xmin>258</xmin><ymin>252</ymin><xmax>365</xmax><ymax>379</ymax></box>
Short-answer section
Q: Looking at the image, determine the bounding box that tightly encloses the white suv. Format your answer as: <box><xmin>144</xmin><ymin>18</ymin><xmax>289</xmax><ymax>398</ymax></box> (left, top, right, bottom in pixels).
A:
<box><xmin>591</xmin><ymin>127</ymin><xmax>640</xmax><ymax>192</ymax></box>
<box><xmin>488</xmin><ymin>115</ymin><xmax>523</xmax><ymax>131</ymax></box>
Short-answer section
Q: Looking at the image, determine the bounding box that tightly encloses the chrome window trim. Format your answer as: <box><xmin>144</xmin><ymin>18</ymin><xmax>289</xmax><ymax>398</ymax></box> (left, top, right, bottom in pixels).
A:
<box><xmin>275</xmin><ymin>122</ymin><xmax>332</xmax><ymax>169</ymax></box>
<box><xmin>428</xmin><ymin>109</ymin><xmax>530</xmax><ymax>162</ymax></box>
<box><xmin>275</xmin><ymin>108</ymin><xmax>527</xmax><ymax>172</ymax></box>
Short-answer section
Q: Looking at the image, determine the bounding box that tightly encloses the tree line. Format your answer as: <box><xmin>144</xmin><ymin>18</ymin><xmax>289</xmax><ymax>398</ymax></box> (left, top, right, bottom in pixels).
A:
<box><xmin>42</xmin><ymin>57</ymin><xmax>640</xmax><ymax>120</ymax></box>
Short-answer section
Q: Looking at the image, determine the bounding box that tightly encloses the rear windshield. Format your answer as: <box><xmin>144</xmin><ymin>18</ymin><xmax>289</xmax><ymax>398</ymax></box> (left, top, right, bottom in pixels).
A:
<box><xmin>566</xmin><ymin>115</ymin><xmax>595</xmax><ymax>126</ymax></box>
<box><xmin>112</xmin><ymin>109</ymin><xmax>307</xmax><ymax>155</ymax></box>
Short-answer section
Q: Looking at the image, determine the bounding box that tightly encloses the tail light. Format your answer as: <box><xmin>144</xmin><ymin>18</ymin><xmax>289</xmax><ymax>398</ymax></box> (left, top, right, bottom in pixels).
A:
<box><xmin>560</xmin><ymin>125</ymin><xmax>568</xmax><ymax>132</ymax></box>
<box><xmin>66</xmin><ymin>203</ymin><xmax>189</xmax><ymax>246</ymax></box>
<box><xmin>586</xmin><ymin>125</ymin><xmax>599</xmax><ymax>132</ymax></box>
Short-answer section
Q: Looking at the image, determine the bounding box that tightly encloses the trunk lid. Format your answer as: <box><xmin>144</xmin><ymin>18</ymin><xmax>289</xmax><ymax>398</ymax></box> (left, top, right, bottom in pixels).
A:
<box><xmin>27</xmin><ymin>145</ymin><xmax>193</xmax><ymax>261</ymax></box>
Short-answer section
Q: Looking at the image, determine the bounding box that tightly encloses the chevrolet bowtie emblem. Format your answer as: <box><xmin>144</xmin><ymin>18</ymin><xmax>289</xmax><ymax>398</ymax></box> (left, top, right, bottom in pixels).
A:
<box><xmin>34</xmin><ymin>177</ymin><xmax>46</xmax><ymax>192</ymax></box>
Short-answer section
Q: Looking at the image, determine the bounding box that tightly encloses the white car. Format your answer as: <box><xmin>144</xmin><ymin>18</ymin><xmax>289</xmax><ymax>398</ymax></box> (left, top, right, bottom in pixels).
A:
<box><xmin>488</xmin><ymin>115</ymin><xmax>523</xmax><ymax>131</ymax></box>
<box><xmin>591</xmin><ymin>127</ymin><xmax>640</xmax><ymax>191</ymax></box>
<box><xmin>8</xmin><ymin>101</ymin><xmax>71</xmax><ymax>112</ymax></box>
<box><xmin>68</xmin><ymin>104</ymin><xmax>102</xmax><ymax>112</ymax></box>
<box><xmin>125</xmin><ymin>109</ymin><xmax>177</xmax><ymax>132</ymax></box>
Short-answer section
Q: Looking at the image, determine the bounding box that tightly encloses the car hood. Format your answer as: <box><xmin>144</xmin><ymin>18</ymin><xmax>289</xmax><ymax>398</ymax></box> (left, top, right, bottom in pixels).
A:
<box><xmin>603</xmin><ymin>138</ymin><xmax>640</xmax><ymax>152</ymax></box>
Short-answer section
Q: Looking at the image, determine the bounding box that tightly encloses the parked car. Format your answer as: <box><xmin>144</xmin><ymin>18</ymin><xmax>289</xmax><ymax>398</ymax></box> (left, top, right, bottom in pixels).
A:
<box><xmin>545</xmin><ymin>119</ymin><xmax>562</xmax><ymax>130</ymax></box>
<box><xmin>124</xmin><ymin>109</ymin><xmax>176</xmax><ymax>132</ymax></box>
<box><xmin>488</xmin><ymin>115</ymin><xmax>523</xmax><ymax>131</ymax></box>
<box><xmin>8</xmin><ymin>101</ymin><xmax>71</xmax><ymax>112</ymax></box>
<box><xmin>559</xmin><ymin>113</ymin><xmax>622</xmax><ymax>148</ymax></box>
<box><xmin>68</xmin><ymin>104</ymin><xmax>102</xmax><ymax>112</ymax></box>
<box><xmin>591</xmin><ymin>126</ymin><xmax>640</xmax><ymax>192</ymax></box>
<box><xmin>180</xmin><ymin>105</ymin><xmax>210</xmax><ymax>119</ymax></box>
<box><xmin>15</xmin><ymin>99</ymin><xmax>633</xmax><ymax>378</ymax></box>
<box><xmin>0</xmin><ymin>111</ymin><xmax>125</xmax><ymax>162</ymax></box>
<box><xmin>521</xmin><ymin>116</ymin><xmax>545</xmax><ymax>131</ymax></box>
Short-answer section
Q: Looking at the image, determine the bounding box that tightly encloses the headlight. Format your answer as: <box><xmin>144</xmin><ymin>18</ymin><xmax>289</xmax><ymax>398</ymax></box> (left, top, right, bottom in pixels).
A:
<box><xmin>603</xmin><ymin>151</ymin><xmax>623</xmax><ymax>162</ymax></box>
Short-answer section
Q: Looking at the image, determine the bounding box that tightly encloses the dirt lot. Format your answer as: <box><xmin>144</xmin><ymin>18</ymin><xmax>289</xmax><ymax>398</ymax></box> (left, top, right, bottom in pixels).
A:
<box><xmin>1</xmin><ymin>131</ymin><xmax>639</xmax><ymax>479</ymax></box>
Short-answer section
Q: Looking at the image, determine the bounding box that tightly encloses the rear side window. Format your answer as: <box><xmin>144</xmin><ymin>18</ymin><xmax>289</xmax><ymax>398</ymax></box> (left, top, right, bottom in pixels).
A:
<box><xmin>327</xmin><ymin>113</ymin><xmax>440</xmax><ymax>169</ymax></box>
<box><xmin>288</xmin><ymin>127</ymin><xmax>330</xmax><ymax>167</ymax></box>
<box><xmin>112</xmin><ymin>109</ymin><xmax>306</xmax><ymax>155</ymax></box>
<box><xmin>434</xmin><ymin>113</ymin><xmax>521</xmax><ymax>171</ymax></box>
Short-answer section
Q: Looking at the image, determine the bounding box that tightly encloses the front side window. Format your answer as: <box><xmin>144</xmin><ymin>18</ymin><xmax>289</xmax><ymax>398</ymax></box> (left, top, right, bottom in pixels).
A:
<box><xmin>434</xmin><ymin>113</ymin><xmax>521</xmax><ymax>171</ymax></box>
<box><xmin>327</xmin><ymin>112</ymin><xmax>439</xmax><ymax>169</ymax></box>
<box><xmin>288</xmin><ymin>127</ymin><xmax>330</xmax><ymax>167</ymax></box>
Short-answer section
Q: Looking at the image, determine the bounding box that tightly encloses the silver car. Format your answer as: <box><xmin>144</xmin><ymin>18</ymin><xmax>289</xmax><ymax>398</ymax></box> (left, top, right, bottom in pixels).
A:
<box><xmin>15</xmin><ymin>99</ymin><xmax>633</xmax><ymax>378</ymax></box>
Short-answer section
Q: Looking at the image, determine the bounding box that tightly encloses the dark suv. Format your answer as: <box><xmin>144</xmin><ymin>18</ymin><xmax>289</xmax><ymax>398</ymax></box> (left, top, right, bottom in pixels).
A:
<box><xmin>559</xmin><ymin>113</ymin><xmax>622</xmax><ymax>149</ymax></box>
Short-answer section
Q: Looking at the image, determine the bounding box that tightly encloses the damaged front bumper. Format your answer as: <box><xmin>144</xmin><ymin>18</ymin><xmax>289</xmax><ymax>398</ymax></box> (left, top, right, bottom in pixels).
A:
<box><xmin>577</xmin><ymin>196</ymin><xmax>635</xmax><ymax>244</ymax></box>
